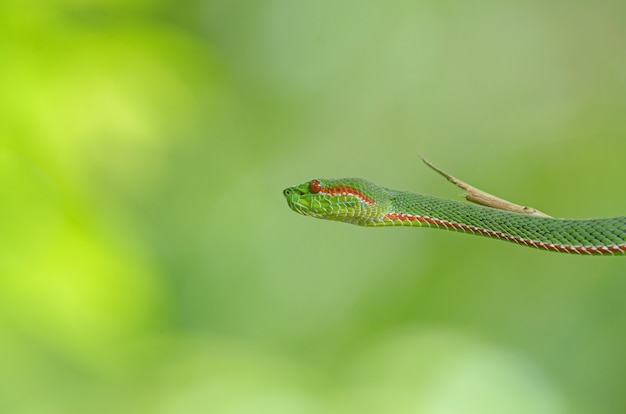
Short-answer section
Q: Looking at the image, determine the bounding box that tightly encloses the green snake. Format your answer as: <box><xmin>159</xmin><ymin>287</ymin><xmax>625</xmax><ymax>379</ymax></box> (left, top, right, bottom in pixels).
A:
<box><xmin>283</xmin><ymin>178</ymin><xmax>626</xmax><ymax>255</ymax></box>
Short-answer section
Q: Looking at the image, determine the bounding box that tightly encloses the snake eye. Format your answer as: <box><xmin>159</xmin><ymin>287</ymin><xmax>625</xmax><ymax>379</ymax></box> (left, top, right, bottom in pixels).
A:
<box><xmin>309</xmin><ymin>180</ymin><xmax>321</xmax><ymax>194</ymax></box>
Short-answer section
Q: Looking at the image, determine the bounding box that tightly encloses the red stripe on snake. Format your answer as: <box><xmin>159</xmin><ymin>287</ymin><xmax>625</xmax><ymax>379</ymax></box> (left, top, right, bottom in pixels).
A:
<box><xmin>384</xmin><ymin>213</ymin><xmax>626</xmax><ymax>254</ymax></box>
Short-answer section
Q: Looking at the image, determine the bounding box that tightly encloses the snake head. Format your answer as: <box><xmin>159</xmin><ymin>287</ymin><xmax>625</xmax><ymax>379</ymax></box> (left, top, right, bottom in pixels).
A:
<box><xmin>283</xmin><ymin>178</ymin><xmax>387</xmax><ymax>224</ymax></box>
<box><xmin>283</xmin><ymin>179</ymin><xmax>329</xmax><ymax>218</ymax></box>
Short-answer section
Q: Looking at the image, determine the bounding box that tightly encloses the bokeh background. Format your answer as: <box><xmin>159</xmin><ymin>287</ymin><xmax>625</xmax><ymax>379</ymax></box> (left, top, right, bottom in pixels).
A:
<box><xmin>3</xmin><ymin>0</ymin><xmax>626</xmax><ymax>413</ymax></box>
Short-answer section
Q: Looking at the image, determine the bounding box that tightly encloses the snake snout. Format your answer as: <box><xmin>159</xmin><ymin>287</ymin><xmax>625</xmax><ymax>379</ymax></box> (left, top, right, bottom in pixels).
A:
<box><xmin>283</xmin><ymin>188</ymin><xmax>305</xmax><ymax>200</ymax></box>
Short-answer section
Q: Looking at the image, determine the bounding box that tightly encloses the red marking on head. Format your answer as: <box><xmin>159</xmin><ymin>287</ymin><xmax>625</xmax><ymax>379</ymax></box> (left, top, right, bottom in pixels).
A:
<box><xmin>320</xmin><ymin>185</ymin><xmax>375</xmax><ymax>205</ymax></box>
<box><xmin>309</xmin><ymin>180</ymin><xmax>321</xmax><ymax>194</ymax></box>
<box><xmin>383</xmin><ymin>213</ymin><xmax>626</xmax><ymax>255</ymax></box>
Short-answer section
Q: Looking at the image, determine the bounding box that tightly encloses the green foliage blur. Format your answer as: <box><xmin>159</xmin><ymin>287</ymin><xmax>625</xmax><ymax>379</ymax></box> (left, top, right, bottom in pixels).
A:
<box><xmin>3</xmin><ymin>0</ymin><xmax>626</xmax><ymax>412</ymax></box>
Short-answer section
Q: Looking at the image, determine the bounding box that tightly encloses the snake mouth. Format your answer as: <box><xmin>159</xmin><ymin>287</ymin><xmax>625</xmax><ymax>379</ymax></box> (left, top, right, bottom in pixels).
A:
<box><xmin>284</xmin><ymin>189</ymin><xmax>311</xmax><ymax>216</ymax></box>
<box><xmin>287</xmin><ymin>199</ymin><xmax>312</xmax><ymax>217</ymax></box>
<box><xmin>291</xmin><ymin>198</ymin><xmax>311</xmax><ymax>212</ymax></box>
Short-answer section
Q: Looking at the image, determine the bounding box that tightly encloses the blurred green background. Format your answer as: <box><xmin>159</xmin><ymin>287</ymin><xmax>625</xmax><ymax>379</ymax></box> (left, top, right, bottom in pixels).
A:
<box><xmin>2</xmin><ymin>0</ymin><xmax>626</xmax><ymax>413</ymax></box>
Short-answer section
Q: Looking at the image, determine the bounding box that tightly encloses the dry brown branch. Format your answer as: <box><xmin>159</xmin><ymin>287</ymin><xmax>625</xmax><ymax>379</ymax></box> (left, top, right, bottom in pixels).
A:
<box><xmin>419</xmin><ymin>155</ymin><xmax>551</xmax><ymax>218</ymax></box>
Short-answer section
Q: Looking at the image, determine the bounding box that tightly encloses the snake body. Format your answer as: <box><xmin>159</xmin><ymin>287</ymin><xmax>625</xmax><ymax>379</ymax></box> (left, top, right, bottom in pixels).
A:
<box><xmin>283</xmin><ymin>178</ymin><xmax>626</xmax><ymax>255</ymax></box>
